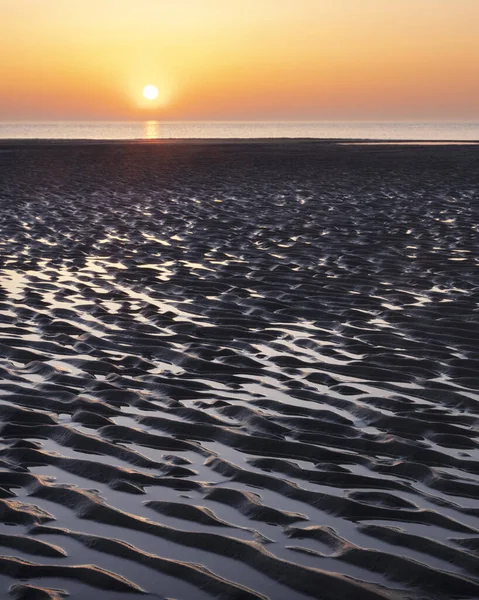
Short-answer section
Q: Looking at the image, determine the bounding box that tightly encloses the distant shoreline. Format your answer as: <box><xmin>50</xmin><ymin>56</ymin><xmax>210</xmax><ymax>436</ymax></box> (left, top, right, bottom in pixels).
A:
<box><xmin>0</xmin><ymin>137</ymin><xmax>478</xmax><ymax>146</ymax></box>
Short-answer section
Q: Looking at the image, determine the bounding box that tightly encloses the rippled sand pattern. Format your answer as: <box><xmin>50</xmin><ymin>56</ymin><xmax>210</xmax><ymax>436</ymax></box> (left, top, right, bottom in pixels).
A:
<box><xmin>0</xmin><ymin>142</ymin><xmax>478</xmax><ymax>600</ymax></box>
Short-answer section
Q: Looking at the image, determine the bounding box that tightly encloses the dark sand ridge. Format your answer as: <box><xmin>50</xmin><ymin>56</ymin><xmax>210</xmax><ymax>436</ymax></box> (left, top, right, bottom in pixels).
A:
<box><xmin>0</xmin><ymin>140</ymin><xmax>478</xmax><ymax>599</ymax></box>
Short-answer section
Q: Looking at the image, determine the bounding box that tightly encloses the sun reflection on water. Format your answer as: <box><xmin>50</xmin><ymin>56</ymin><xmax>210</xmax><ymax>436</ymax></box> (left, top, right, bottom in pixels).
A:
<box><xmin>144</xmin><ymin>121</ymin><xmax>159</xmax><ymax>139</ymax></box>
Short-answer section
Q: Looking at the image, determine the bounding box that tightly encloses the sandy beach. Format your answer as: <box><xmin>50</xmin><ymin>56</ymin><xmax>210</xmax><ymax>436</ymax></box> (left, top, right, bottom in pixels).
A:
<box><xmin>0</xmin><ymin>140</ymin><xmax>478</xmax><ymax>599</ymax></box>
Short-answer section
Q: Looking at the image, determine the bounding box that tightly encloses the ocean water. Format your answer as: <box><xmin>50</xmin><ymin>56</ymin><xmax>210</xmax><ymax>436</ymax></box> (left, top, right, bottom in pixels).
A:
<box><xmin>0</xmin><ymin>120</ymin><xmax>479</xmax><ymax>141</ymax></box>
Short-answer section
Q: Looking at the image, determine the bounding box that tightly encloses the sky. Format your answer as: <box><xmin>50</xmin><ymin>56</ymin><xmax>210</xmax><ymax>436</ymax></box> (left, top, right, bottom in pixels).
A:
<box><xmin>1</xmin><ymin>0</ymin><xmax>478</xmax><ymax>121</ymax></box>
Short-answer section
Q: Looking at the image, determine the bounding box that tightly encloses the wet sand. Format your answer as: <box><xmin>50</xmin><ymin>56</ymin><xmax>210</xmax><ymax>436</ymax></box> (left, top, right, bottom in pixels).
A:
<box><xmin>0</xmin><ymin>140</ymin><xmax>478</xmax><ymax>599</ymax></box>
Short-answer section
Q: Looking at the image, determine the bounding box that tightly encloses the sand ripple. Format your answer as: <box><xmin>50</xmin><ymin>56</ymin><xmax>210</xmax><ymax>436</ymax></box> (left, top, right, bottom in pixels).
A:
<box><xmin>0</xmin><ymin>141</ymin><xmax>478</xmax><ymax>599</ymax></box>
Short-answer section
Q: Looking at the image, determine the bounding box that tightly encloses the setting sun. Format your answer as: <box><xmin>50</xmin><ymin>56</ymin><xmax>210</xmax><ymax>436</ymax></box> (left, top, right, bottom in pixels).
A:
<box><xmin>143</xmin><ymin>85</ymin><xmax>158</xmax><ymax>101</ymax></box>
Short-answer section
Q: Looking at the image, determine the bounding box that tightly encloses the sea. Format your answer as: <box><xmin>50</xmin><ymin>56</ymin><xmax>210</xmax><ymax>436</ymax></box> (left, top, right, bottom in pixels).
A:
<box><xmin>0</xmin><ymin>121</ymin><xmax>478</xmax><ymax>141</ymax></box>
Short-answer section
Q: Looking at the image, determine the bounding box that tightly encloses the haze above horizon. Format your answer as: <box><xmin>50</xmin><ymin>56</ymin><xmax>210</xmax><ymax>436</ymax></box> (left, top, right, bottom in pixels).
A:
<box><xmin>1</xmin><ymin>0</ymin><xmax>478</xmax><ymax>121</ymax></box>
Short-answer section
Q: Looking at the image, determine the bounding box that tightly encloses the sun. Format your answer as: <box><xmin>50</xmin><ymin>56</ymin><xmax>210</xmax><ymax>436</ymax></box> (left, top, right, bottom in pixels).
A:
<box><xmin>143</xmin><ymin>85</ymin><xmax>159</xmax><ymax>100</ymax></box>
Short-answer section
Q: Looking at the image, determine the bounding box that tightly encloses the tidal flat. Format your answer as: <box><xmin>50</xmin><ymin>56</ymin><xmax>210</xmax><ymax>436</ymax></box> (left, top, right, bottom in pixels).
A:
<box><xmin>0</xmin><ymin>140</ymin><xmax>478</xmax><ymax>599</ymax></box>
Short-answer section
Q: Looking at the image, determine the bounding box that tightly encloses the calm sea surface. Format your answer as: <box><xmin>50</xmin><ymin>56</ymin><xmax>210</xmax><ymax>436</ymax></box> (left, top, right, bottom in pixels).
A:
<box><xmin>0</xmin><ymin>121</ymin><xmax>478</xmax><ymax>141</ymax></box>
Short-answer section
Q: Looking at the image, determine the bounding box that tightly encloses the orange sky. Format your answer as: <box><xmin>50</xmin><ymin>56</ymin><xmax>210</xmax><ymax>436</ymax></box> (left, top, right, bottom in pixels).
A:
<box><xmin>1</xmin><ymin>0</ymin><xmax>478</xmax><ymax>120</ymax></box>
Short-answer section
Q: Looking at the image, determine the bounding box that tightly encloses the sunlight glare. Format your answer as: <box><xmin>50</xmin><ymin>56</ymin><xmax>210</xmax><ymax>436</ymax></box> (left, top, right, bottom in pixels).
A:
<box><xmin>143</xmin><ymin>85</ymin><xmax>159</xmax><ymax>101</ymax></box>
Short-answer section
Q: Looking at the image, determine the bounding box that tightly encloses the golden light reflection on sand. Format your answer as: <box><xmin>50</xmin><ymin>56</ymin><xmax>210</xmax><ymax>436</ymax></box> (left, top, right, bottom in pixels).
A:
<box><xmin>144</xmin><ymin>121</ymin><xmax>159</xmax><ymax>140</ymax></box>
